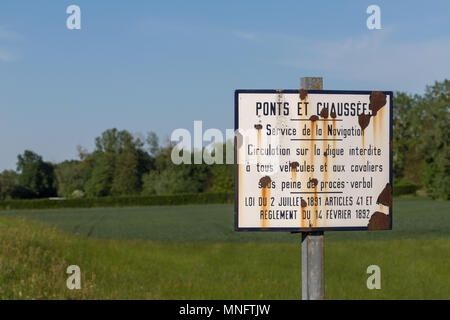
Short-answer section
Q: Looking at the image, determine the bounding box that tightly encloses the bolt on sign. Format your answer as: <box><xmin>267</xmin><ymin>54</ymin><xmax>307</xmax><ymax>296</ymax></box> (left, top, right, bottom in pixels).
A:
<box><xmin>235</xmin><ymin>89</ymin><xmax>393</xmax><ymax>231</ymax></box>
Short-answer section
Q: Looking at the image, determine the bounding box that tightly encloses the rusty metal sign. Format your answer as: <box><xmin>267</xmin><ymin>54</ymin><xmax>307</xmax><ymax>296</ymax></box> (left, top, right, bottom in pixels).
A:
<box><xmin>235</xmin><ymin>89</ymin><xmax>393</xmax><ymax>231</ymax></box>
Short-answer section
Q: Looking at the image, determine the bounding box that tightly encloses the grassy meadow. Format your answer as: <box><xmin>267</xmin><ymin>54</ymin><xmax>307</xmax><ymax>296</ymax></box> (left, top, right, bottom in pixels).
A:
<box><xmin>0</xmin><ymin>198</ymin><xmax>449</xmax><ymax>299</ymax></box>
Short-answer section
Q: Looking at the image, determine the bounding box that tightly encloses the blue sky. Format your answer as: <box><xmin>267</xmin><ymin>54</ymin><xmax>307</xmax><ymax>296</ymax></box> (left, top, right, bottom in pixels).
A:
<box><xmin>0</xmin><ymin>0</ymin><xmax>449</xmax><ymax>170</ymax></box>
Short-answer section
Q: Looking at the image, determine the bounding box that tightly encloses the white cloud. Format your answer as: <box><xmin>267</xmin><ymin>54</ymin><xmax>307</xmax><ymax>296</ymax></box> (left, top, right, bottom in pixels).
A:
<box><xmin>0</xmin><ymin>48</ymin><xmax>15</xmax><ymax>62</ymax></box>
<box><xmin>233</xmin><ymin>31</ymin><xmax>257</xmax><ymax>40</ymax></box>
<box><xmin>0</xmin><ymin>26</ymin><xmax>20</xmax><ymax>62</ymax></box>
<box><xmin>271</xmin><ymin>30</ymin><xmax>450</xmax><ymax>93</ymax></box>
<box><xmin>0</xmin><ymin>26</ymin><xmax>20</xmax><ymax>40</ymax></box>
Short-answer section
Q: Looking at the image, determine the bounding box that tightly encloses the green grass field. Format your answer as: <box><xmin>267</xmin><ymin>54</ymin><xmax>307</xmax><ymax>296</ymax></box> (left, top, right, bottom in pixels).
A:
<box><xmin>0</xmin><ymin>198</ymin><xmax>449</xmax><ymax>299</ymax></box>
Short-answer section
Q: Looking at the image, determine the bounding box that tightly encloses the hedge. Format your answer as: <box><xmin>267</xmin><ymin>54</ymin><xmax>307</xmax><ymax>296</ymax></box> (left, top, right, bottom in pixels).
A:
<box><xmin>0</xmin><ymin>193</ymin><xmax>234</xmax><ymax>211</ymax></box>
<box><xmin>0</xmin><ymin>181</ymin><xmax>421</xmax><ymax>211</ymax></box>
<box><xmin>393</xmin><ymin>181</ymin><xmax>419</xmax><ymax>196</ymax></box>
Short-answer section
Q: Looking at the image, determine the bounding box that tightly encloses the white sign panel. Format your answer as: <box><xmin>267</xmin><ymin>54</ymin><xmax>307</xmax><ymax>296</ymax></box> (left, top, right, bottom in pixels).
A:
<box><xmin>235</xmin><ymin>90</ymin><xmax>392</xmax><ymax>231</ymax></box>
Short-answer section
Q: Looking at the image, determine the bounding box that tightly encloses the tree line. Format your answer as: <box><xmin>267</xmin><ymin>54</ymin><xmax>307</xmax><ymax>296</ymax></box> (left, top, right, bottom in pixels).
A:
<box><xmin>393</xmin><ymin>80</ymin><xmax>449</xmax><ymax>199</ymax></box>
<box><xmin>0</xmin><ymin>129</ymin><xmax>234</xmax><ymax>200</ymax></box>
<box><xmin>0</xmin><ymin>80</ymin><xmax>448</xmax><ymax>200</ymax></box>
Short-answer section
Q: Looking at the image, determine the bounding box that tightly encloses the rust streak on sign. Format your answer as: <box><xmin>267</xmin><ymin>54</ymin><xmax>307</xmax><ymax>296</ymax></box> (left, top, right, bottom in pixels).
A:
<box><xmin>359</xmin><ymin>113</ymin><xmax>370</xmax><ymax>150</ymax></box>
<box><xmin>291</xmin><ymin>168</ymin><xmax>297</xmax><ymax>182</ymax></box>
<box><xmin>309</xmin><ymin>115</ymin><xmax>319</xmax><ymax>122</ymax></box>
<box><xmin>261</xmin><ymin>186</ymin><xmax>270</xmax><ymax>228</ymax></box>
<box><xmin>320</xmin><ymin>106</ymin><xmax>328</xmax><ymax>186</ymax></box>
<box><xmin>369</xmin><ymin>91</ymin><xmax>387</xmax><ymax>116</ymax></box>
<box><xmin>373</xmin><ymin>112</ymin><xmax>377</xmax><ymax>146</ymax></box>
<box><xmin>378</xmin><ymin>107</ymin><xmax>384</xmax><ymax>141</ymax></box>
<box><xmin>301</xmin><ymin>208</ymin><xmax>306</xmax><ymax>228</ymax></box>
<box><xmin>290</xmin><ymin>161</ymin><xmax>299</xmax><ymax>181</ymax></box>
<box><xmin>299</xmin><ymin>89</ymin><xmax>308</xmax><ymax>101</ymax></box>
<box><xmin>322</xmin><ymin>116</ymin><xmax>328</xmax><ymax>227</ymax></box>
<box><xmin>370</xmin><ymin>91</ymin><xmax>386</xmax><ymax>147</ymax></box>
<box><xmin>368</xmin><ymin>211</ymin><xmax>390</xmax><ymax>230</ymax></box>
<box><xmin>290</xmin><ymin>161</ymin><xmax>299</xmax><ymax>170</ymax></box>
<box><xmin>259</xmin><ymin>176</ymin><xmax>272</xmax><ymax>188</ymax></box>
<box><xmin>300</xmin><ymin>198</ymin><xmax>307</xmax><ymax>228</ymax></box>
<box><xmin>358</xmin><ymin>114</ymin><xmax>371</xmax><ymax>131</ymax></box>
<box><xmin>300</xmin><ymin>198</ymin><xmax>308</xmax><ymax>230</ymax></box>
<box><xmin>319</xmin><ymin>107</ymin><xmax>329</xmax><ymax>119</ymax></box>
<box><xmin>362</xmin><ymin>130</ymin><xmax>365</xmax><ymax>151</ymax></box>
<box><xmin>259</xmin><ymin>176</ymin><xmax>272</xmax><ymax>228</ymax></box>
<box><xmin>313</xmin><ymin>184</ymin><xmax>318</xmax><ymax>227</ymax></box>
<box><xmin>257</xmin><ymin>128</ymin><xmax>261</xmax><ymax>148</ymax></box>
<box><xmin>256</xmin><ymin>124</ymin><xmax>262</xmax><ymax>145</ymax></box>
<box><xmin>256</xmin><ymin>125</ymin><xmax>262</xmax><ymax>164</ymax></box>
<box><xmin>299</xmin><ymin>93</ymin><xmax>308</xmax><ymax>151</ymax></box>
<box><xmin>309</xmin><ymin>117</ymin><xmax>316</xmax><ymax>227</ymax></box>
<box><xmin>321</xmin><ymin>116</ymin><xmax>329</xmax><ymax>154</ymax></box>
<box><xmin>298</xmin><ymin>92</ymin><xmax>308</xmax><ymax>228</ymax></box>
<box><xmin>308</xmin><ymin>177</ymin><xmax>319</xmax><ymax>227</ymax></box>
<box><xmin>310</xmin><ymin>123</ymin><xmax>316</xmax><ymax>182</ymax></box>
<box><xmin>377</xmin><ymin>183</ymin><xmax>392</xmax><ymax>207</ymax></box>
<box><xmin>301</xmin><ymin>198</ymin><xmax>307</xmax><ymax>208</ymax></box>
<box><xmin>331</xmin><ymin>114</ymin><xmax>337</xmax><ymax>166</ymax></box>
<box><xmin>311</xmin><ymin>121</ymin><xmax>316</xmax><ymax>227</ymax></box>
<box><xmin>310</xmin><ymin>121</ymin><xmax>315</xmax><ymax>162</ymax></box>
<box><xmin>322</xmin><ymin>118</ymin><xmax>328</xmax><ymax>202</ymax></box>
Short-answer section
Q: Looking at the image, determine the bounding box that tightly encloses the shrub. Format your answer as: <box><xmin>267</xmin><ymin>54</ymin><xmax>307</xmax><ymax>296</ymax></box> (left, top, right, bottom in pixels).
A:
<box><xmin>0</xmin><ymin>193</ymin><xmax>234</xmax><ymax>211</ymax></box>
<box><xmin>71</xmin><ymin>190</ymin><xmax>85</xmax><ymax>199</ymax></box>
<box><xmin>393</xmin><ymin>181</ymin><xmax>419</xmax><ymax>196</ymax></box>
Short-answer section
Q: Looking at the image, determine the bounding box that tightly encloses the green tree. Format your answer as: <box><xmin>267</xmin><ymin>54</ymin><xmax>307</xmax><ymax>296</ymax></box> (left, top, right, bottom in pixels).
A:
<box><xmin>142</xmin><ymin>143</ymin><xmax>210</xmax><ymax>195</ymax></box>
<box><xmin>16</xmin><ymin>150</ymin><xmax>56</xmax><ymax>198</ymax></box>
<box><xmin>85</xmin><ymin>128</ymin><xmax>153</xmax><ymax>197</ymax></box>
<box><xmin>146</xmin><ymin>131</ymin><xmax>162</xmax><ymax>157</ymax></box>
<box><xmin>85</xmin><ymin>151</ymin><xmax>115</xmax><ymax>197</ymax></box>
<box><xmin>111</xmin><ymin>148</ymin><xmax>141</xmax><ymax>195</ymax></box>
<box><xmin>54</xmin><ymin>160</ymin><xmax>86</xmax><ymax>197</ymax></box>
<box><xmin>418</xmin><ymin>80</ymin><xmax>450</xmax><ymax>199</ymax></box>
<box><xmin>206</xmin><ymin>142</ymin><xmax>234</xmax><ymax>193</ymax></box>
<box><xmin>392</xmin><ymin>92</ymin><xmax>421</xmax><ymax>181</ymax></box>
<box><xmin>142</xmin><ymin>164</ymin><xmax>208</xmax><ymax>195</ymax></box>
<box><xmin>209</xmin><ymin>164</ymin><xmax>234</xmax><ymax>193</ymax></box>
<box><xmin>0</xmin><ymin>170</ymin><xmax>18</xmax><ymax>200</ymax></box>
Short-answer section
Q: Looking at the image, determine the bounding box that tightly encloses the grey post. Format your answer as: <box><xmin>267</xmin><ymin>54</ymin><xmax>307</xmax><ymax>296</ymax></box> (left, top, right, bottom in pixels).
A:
<box><xmin>301</xmin><ymin>77</ymin><xmax>325</xmax><ymax>300</ymax></box>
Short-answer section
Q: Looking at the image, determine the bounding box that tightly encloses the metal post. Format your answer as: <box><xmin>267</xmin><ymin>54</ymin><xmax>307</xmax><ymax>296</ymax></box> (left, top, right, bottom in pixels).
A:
<box><xmin>301</xmin><ymin>77</ymin><xmax>325</xmax><ymax>300</ymax></box>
